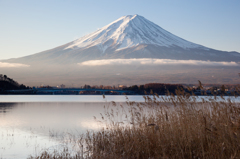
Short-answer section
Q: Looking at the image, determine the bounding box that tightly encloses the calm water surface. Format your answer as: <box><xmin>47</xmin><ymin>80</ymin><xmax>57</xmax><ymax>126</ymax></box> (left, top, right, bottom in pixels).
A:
<box><xmin>0</xmin><ymin>95</ymin><xmax>144</xmax><ymax>159</ymax></box>
<box><xmin>0</xmin><ymin>95</ymin><xmax>239</xmax><ymax>159</ymax></box>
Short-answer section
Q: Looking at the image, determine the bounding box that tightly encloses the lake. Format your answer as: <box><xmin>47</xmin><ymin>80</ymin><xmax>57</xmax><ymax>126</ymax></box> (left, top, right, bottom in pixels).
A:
<box><xmin>1</xmin><ymin>95</ymin><xmax>240</xmax><ymax>159</ymax></box>
<box><xmin>0</xmin><ymin>95</ymin><xmax>146</xmax><ymax>159</ymax></box>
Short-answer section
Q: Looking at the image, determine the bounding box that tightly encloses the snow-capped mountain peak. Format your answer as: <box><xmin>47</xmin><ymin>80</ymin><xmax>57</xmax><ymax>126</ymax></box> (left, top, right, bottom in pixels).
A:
<box><xmin>3</xmin><ymin>14</ymin><xmax>240</xmax><ymax>68</ymax></box>
<box><xmin>64</xmin><ymin>14</ymin><xmax>204</xmax><ymax>52</ymax></box>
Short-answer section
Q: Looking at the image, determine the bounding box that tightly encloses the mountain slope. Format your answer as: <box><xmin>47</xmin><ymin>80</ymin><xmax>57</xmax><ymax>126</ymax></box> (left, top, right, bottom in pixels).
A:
<box><xmin>3</xmin><ymin>14</ymin><xmax>240</xmax><ymax>65</ymax></box>
<box><xmin>64</xmin><ymin>14</ymin><xmax>204</xmax><ymax>51</ymax></box>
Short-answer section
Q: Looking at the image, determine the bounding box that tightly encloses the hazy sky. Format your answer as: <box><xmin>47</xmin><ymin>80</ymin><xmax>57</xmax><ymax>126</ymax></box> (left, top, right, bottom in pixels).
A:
<box><xmin>0</xmin><ymin>0</ymin><xmax>240</xmax><ymax>60</ymax></box>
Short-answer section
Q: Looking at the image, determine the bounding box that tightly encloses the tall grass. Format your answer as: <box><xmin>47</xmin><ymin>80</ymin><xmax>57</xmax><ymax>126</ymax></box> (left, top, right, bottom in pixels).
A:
<box><xmin>30</xmin><ymin>89</ymin><xmax>240</xmax><ymax>159</ymax></box>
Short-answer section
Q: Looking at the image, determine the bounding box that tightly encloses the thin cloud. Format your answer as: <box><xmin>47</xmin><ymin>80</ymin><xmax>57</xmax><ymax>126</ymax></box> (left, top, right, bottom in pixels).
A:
<box><xmin>78</xmin><ymin>58</ymin><xmax>238</xmax><ymax>66</ymax></box>
<box><xmin>0</xmin><ymin>62</ymin><xmax>30</xmax><ymax>68</ymax></box>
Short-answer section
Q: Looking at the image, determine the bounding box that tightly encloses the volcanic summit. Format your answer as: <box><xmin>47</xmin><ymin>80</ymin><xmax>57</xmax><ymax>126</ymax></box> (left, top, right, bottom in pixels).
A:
<box><xmin>5</xmin><ymin>14</ymin><xmax>240</xmax><ymax>65</ymax></box>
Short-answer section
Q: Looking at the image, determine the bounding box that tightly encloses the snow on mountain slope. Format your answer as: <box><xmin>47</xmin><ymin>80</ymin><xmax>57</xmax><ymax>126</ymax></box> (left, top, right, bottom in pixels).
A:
<box><xmin>3</xmin><ymin>14</ymin><xmax>240</xmax><ymax>65</ymax></box>
<box><xmin>65</xmin><ymin>14</ymin><xmax>205</xmax><ymax>53</ymax></box>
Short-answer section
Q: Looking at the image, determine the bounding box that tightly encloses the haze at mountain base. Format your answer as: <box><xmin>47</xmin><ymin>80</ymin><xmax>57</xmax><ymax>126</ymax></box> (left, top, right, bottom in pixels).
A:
<box><xmin>1</xmin><ymin>64</ymin><xmax>239</xmax><ymax>87</ymax></box>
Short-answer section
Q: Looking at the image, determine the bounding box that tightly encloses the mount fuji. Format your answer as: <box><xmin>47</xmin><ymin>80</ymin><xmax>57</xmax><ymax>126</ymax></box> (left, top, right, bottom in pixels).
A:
<box><xmin>2</xmin><ymin>15</ymin><xmax>240</xmax><ymax>86</ymax></box>
<box><xmin>4</xmin><ymin>14</ymin><xmax>240</xmax><ymax>65</ymax></box>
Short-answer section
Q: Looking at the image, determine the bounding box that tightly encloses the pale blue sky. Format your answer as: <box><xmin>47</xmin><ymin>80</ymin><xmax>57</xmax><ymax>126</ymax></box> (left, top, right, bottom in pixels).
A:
<box><xmin>0</xmin><ymin>0</ymin><xmax>240</xmax><ymax>60</ymax></box>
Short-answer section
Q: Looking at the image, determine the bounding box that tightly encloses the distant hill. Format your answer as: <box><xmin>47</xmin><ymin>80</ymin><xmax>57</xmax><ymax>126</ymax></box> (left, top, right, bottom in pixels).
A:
<box><xmin>0</xmin><ymin>74</ymin><xmax>30</xmax><ymax>91</ymax></box>
<box><xmin>0</xmin><ymin>81</ymin><xmax>19</xmax><ymax>91</ymax></box>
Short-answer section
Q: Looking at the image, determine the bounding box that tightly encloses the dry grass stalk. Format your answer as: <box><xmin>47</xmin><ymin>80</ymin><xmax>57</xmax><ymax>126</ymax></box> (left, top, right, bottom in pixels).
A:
<box><xmin>31</xmin><ymin>88</ymin><xmax>240</xmax><ymax>159</ymax></box>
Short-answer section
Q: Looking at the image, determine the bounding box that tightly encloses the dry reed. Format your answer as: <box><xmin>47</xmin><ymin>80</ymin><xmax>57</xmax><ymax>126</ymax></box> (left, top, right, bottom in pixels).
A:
<box><xmin>30</xmin><ymin>88</ymin><xmax>240</xmax><ymax>159</ymax></box>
